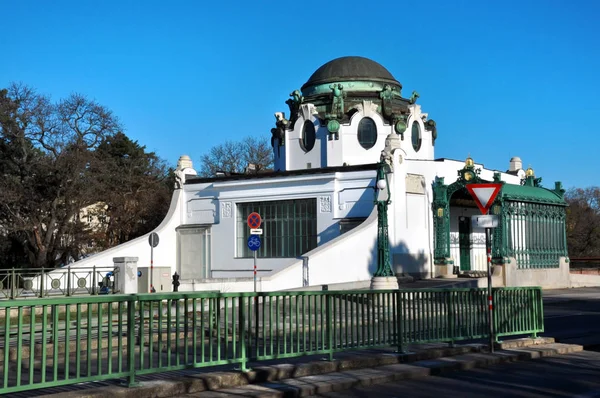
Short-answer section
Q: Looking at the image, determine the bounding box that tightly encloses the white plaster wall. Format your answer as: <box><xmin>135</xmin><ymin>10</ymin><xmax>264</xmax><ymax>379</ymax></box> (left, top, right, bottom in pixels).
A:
<box><xmin>183</xmin><ymin>170</ymin><xmax>376</xmax><ymax>279</ymax></box>
<box><xmin>388</xmin><ymin>150</ymin><xmax>433</xmax><ymax>278</ymax></box>
<box><xmin>404</xmin><ymin>105</ymin><xmax>435</xmax><ymax>162</ymax></box>
<box><xmin>340</xmin><ymin>111</ymin><xmax>391</xmax><ymax>167</ymax></box>
<box><xmin>182</xmin><ymin>207</ymin><xmax>378</xmax><ymax>293</ymax></box>
<box><xmin>286</xmin><ymin>116</ymin><xmax>325</xmax><ymax>170</ymax></box>
<box><xmin>570</xmin><ymin>273</ymin><xmax>600</xmax><ymax>287</ymax></box>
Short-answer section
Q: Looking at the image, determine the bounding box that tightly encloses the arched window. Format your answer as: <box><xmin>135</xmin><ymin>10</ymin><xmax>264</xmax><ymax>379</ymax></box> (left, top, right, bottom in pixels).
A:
<box><xmin>411</xmin><ymin>121</ymin><xmax>421</xmax><ymax>152</ymax></box>
<box><xmin>300</xmin><ymin>120</ymin><xmax>316</xmax><ymax>152</ymax></box>
<box><xmin>358</xmin><ymin>118</ymin><xmax>377</xmax><ymax>149</ymax></box>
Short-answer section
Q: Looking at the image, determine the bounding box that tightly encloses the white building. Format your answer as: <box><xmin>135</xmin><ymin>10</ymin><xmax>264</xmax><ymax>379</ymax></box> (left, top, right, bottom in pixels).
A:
<box><xmin>65</xmin><ymin>56</ymin><xmax>570</xmax><ymax>292</ymax></box>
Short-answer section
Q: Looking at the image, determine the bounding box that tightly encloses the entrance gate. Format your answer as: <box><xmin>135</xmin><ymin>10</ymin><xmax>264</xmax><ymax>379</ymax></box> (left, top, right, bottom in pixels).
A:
<box><xmin>458</xmin><ymin>216</ymin><xmax>471</xmax><ymax>271</ymax></box>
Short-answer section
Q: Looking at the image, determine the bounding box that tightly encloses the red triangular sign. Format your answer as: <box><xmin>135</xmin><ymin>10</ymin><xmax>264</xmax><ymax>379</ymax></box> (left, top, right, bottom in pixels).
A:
<box><xmin>465</xmin><ymin>183</ymin><xmax>503</xmax><ymax>214</ymax></box>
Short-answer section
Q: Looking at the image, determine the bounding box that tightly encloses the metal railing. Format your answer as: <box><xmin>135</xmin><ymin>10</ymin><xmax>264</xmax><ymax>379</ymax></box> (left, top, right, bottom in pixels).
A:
<box><xmin>0</xmin><ymin>287</ymin><xmax>544</xmax><ymax>394</ymax></box>
<box><xmin>0</xmin><ymin>266</ymin><xmax>117</xmax><ymax>299</ymax></box>
<box><xmin>503</xmin><ymin>201</ymin><xmax>567</xmax><ymax>269</ymax></box>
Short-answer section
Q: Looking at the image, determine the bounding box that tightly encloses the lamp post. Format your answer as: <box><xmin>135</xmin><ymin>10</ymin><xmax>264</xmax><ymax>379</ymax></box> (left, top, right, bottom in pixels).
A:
<box><xmin>371</xmin><ymin>161</ymin><xmax>399</xmax><ymax>289</ymax></box>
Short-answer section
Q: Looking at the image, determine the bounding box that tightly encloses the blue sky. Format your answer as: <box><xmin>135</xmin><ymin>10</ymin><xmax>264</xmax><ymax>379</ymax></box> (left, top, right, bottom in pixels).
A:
<box><xmin>2</xmin><ymin>0</ymin><xmax>598</xmax><ymax>189</ymax></box>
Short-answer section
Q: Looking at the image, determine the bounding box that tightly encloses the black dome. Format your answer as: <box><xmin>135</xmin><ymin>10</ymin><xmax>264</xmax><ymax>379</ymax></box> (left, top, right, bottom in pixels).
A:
<box><xmin>301</xmin><ymin>56</ymin><xmax>401</xmax><ymax>90</ymax></box>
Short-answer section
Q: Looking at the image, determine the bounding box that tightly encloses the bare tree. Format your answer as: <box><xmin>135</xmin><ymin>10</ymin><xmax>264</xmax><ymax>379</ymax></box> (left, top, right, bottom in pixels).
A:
<box><xmin>565</xmin><ymin>187</ymin><xmax>600</xmax><ymax>257</ymax></box>
<box><xmin>0</xmin><ymin>84</ymin><xmax>121</xmax><ymax>268</ymax></box>
<box><xmin>199</xmin><ymin>136</ymin><xmax>273</xmax><ymax>177</ymax></box>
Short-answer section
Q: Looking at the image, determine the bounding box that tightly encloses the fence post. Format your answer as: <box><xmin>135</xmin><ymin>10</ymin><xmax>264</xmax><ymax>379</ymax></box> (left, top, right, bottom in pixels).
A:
<box><xmin>239</xmin><ymin>296</ymin><xmax>250</xmax><ymax>372</ymax></box>
<box><xmin>494</xmin><ymin>288</ymin><xmax>500</xmax><ymax>343</ymax></box>
<box><xmin>92</xmin><ymin>266</ymin><xmax>97</xmax><ymax>295</ymax></box>
<box><xmin>326</xmin><ymin>293</ymin><xmax>333</xmax><ymax>361</ymax></box>
<box><xmin>125</xmin><ymin>296</ymin><xmax>139</xmax><ymax>387</ymax></box>
<box><xmin>40</xmin><ymin>267</ymin><xmax>45</xmax><ymax>298</ymax></box>
<box><xmin>396</xmin><ymin>291</ymin><xmax>404</xmax><ymax>353</ymax></box>
<box><xmin>531</xmin><ymin>288</ymin><xmax>541</xmax><ymax>339</ymax></box>
<box><xmin>448</xmin><ymin>291</ymin><xmax>455</xmax><ymax>347</ymax></box>
<box><xmin>10</xmin><ymin>268</ymin><xmax>16</xmax><ymax>299</ymax></box>
<box><xmin>66</xmin><ymin>266</ymin><xmax>71</xmax><ymax>297</ymax></box>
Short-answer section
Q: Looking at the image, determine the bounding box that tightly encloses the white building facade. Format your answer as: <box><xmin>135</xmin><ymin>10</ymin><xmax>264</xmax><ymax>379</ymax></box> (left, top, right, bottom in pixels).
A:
<box><xmin>65</xmin><ymin>57</ymin><xmax>570</xmax><ymax>291</ymax></box>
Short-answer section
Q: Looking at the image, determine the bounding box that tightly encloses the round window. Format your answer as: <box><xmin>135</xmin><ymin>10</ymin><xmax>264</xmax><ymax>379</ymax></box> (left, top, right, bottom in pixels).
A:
<box><xmin>300</xmin><ymin>120</ymin><xmax>316</xmax><ymax>152</ymax></box>
<box><xmin>411</xmin><ymin>121</ymin><xmax>421</xmax><ymax>152</ymax></box>
<box><xmin>358</xmin><ymin>118</ymin><xmax>377</xmax><ymax>149</ymax></box>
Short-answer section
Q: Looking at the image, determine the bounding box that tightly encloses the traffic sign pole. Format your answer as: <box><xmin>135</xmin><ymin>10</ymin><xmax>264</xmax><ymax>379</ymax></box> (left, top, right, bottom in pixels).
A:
<box><xmin>253</xmin><ymin>250</ymin><xmax>257</xmax><ymax>293</ymax></box>
<box><xmin>466</xmin><ymin>183</ymin><xmax>502</xmax><ymax>353</ymax></box>
<box><xmin>486</xmin><ymin>227</ymin><xmax>494</xmax><ymax>353</ymax></box>
<box><xmin>148</xmin><ymin>232</ymin><xmax>159</xmax><ymax>293</ymax></box>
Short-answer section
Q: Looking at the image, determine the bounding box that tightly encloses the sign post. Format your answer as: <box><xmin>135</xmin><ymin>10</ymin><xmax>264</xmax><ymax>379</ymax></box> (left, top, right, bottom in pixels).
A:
<box><xmin>466</xmin><ymin>183</ymin><xmax>502</xmax><ymax>353</ymax></box>
<box><xmin>246</xmin><ymin>212</ymin><xmax>262</xmax><ymax>357</ymax></box>
<box><xmin>246</xmin><ymin>212</ymin><xmax>262</xmax><ymax>293</ymax></box>
<box><xmin>148</xmin><ymin>232</ymin><xmax>159</xmax><ymax>293</ymax></box>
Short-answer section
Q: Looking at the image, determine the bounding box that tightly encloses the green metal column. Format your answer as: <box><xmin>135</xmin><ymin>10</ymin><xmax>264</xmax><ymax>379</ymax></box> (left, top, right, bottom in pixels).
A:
<box><xmin>432</xmin><ymin>177</ymin><xmax>450</xmax><ymax>264</ymax></box>
<box><xmin>374</xmin><ymin>161</ymin><xmax>394</xmax><ymax>277</ymax></box>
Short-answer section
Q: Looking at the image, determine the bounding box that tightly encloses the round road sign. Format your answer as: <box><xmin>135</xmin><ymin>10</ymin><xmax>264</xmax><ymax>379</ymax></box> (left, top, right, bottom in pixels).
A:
<box><xmin>247</xmin><ymin>235</ymin><xmax>261</xmax><ymax>251</ymax></box>
<box><xmin>247</xmin><ymin>212</ymin><xmax>262</xmax><ymax>229</ymax></box>
<box><xmin>148</xmin><ymin>232</ymin><xmax>159</xmax><ymax>248</ymax></box>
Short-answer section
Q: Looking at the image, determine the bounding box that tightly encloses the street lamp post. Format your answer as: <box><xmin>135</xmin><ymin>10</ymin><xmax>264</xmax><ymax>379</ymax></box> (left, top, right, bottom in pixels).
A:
<box><xmin>371</xmin><ymin>161</ymin><xmax>399</xmax><ymax>290</ymax></box>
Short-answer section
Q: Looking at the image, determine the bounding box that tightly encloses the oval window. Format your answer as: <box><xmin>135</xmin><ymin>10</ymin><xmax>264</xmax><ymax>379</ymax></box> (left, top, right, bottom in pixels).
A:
<box><xmin>358</xmin><ymin>118</ymin><xmax>377</xmax><ymax>149</ymax></box>
<box><xmin>411</xmin><ymin>121</ymin><xmax>421</xmax><ymax>152</ymax></box>
<box><xmin>300</xmin><ymin>120</ymin><xmax>316</xmax><ymax>152</ymax></box>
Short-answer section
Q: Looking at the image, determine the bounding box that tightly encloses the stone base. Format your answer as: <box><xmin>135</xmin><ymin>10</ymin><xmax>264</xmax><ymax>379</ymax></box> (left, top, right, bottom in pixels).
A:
<box><xmin>370</xmin><ymin>276</ymin><xmax>400</xmax><ymax>290</ymax></box>
<box><xmin>434</xmin><ymin>263</ymin><xmax>458</xmax><ymax>279</ymax></box>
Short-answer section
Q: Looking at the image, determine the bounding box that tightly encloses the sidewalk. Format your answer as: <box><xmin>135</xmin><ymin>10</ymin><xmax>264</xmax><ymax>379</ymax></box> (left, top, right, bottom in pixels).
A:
<box><xmin>23</xmin><ymin>337</ymin><xmax>581</xmax><ymax>398</ymax></box>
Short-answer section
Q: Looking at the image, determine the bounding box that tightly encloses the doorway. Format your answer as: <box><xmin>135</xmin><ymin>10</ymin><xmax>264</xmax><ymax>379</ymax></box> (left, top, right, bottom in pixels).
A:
<box><xmin>458</xmin><ymin>216</ymin><xmax>471</xmax><ymax>271</ymax></box>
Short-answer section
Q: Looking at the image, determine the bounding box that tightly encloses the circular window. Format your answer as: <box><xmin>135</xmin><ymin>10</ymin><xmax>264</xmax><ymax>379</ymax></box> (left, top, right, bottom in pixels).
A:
<box><xmin>300</xmin><ymin>120</ymin><xmax>316</xmax><ymax>152</ymax></box>
<box><xmin>358</xmin><ymin>118</ymin><xmax>377</xmax><ymax>149</ymax></box>
<box><xmin>411</xmin><ymin>121</ymin><xmax>421</xmax><ymax>152</ymax></box>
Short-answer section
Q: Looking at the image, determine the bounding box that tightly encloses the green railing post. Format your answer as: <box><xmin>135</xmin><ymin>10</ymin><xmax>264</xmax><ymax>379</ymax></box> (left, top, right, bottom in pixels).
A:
<box><xmin>448</xmin><ymin>291</ymin><xmax>455</xmax><ymax>347</ymax></box>
<box><xmin>494</xmin><ymin>288</ymin><xmax>501</xmax><ymax>343</ymax></box>
<box><xmin>326</xmin><ymin>293</ymin><xmax>333</xmax><ymax>361</ymax></box>
<box><xmin>531</xmin><ymin>289</ymin><xmax>539</xmax><ymax>338</ymax></box>
<box><xmin>10</xmin><ymin>268</ymin><xmax>15</xmax><ymax>299</ymax></box>
<box><xmin>66</xmin><ymin>266</ymin><xmax>71</xmax><ymax>297</ymax></box>
<box><xmin>396</xmin><ymin>291</ymin><xmax>405</xmax><ymax>353</ymax></box>
<box><xmin>239</xmin><ymin>296</ymin><xmax>250</xmax><ymax>372</ymax></box>
<box><xmin>92</xmin><ymin>266</ymin><xmax>97</xmax><ymax>295</ymax></box>
<box><xmin>125</xmin><ymin>296</ymin><xmax>139</xmax><ymax>387</ymax></box>
<box><xmin>254</xmin><ymin>294</ymin><xmax>259</xmax><ymax>361</ymax></box>
<box><xmin>40</xmin><ymin>267</ymin><xmax>45</xmax><ymax>298</ymax></box>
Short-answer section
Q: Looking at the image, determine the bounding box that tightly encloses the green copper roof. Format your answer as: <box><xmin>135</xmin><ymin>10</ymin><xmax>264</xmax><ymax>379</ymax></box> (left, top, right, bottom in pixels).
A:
<box><xmin>501</xmin><ymin>183</ymin><xmax>566</xmax><ymax>205</ymax></box>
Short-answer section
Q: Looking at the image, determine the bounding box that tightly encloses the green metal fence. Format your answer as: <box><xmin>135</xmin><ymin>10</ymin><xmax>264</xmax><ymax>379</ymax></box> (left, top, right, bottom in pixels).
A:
<box><xmin>503</xmin><ymin>201</ymin><xmax>568</xmax><ymax>269</ymax></box>
<box><xmin>0</xmin><ymin>287</ymin><xmax>544</xmax><ymax>394</ymax></box>
<box><xmin>0</xmin><ymin>266</ymin><xmax>117</xmax><ymax>299</ymax></box>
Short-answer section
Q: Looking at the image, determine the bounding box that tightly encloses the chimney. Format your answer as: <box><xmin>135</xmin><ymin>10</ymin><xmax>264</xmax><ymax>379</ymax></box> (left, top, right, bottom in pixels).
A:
<box><xmin>245</xmin><ymin>163</ymin><xmax>257</xmax><ymax>174</ymax></box>
<box><xmin>509</xmin><ymin>156</ymin><xmax>522</xmax><ymax>172</ymax></box>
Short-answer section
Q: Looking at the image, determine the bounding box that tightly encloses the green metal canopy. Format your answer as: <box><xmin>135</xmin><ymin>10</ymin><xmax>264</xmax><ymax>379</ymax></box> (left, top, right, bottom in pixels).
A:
<box><xmin>501</xmin><ymin>183</ymin><xmax>567</xmax><ymax>206</ymax></box>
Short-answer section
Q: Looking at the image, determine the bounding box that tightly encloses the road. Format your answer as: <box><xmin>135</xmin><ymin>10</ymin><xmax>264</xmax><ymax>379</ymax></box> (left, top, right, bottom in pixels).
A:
<box><xmin>315</xmin><ymin>350</ymin><xmax>600</xmax><ymax>398</ymax></box>
<box><xmin>542</xmin><ymin>287</ymin><xmax>600</xmax><ymax>349</ymax></box>
<box><xmin>315</xmin><ymin>287</ymin><xmax>600</xmax><ymax>398</ymax></box>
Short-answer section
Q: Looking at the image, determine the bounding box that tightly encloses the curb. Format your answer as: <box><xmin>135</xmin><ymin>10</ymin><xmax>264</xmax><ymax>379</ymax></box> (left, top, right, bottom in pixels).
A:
<box><xmin>34</xmin><ymin>343</ymin><xmax>486</xmax><ymax>398</ymax></box>
<box><xmin>31</xmin><ymin>337</ymin><xmax>578</xmax><ymax>398</ymax></box>
<box><xmin>206</xmin><ymin>343</ymin><xmax>583</xmax><ymax>398</ymax></box>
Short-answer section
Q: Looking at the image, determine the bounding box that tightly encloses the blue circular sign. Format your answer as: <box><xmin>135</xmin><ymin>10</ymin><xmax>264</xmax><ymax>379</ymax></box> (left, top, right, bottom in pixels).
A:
<box><xmin>247</xmin><ymin>235</ymin><xmax>261</xmax><ymax>251</ymax></box>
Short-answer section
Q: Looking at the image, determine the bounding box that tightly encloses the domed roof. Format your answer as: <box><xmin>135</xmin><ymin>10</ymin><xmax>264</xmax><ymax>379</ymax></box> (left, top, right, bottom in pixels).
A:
<box><xmin>301</xmin><ymin>56</ymin><xmax>401</xmax><ymax>90</ymax></box>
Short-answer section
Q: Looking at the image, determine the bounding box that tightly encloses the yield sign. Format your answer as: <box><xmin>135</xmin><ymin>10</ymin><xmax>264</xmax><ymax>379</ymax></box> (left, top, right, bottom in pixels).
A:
<box><xmin>465</xmin><ymin>183</ymin><xmax>503</xmax><ymax>215</ymax></box>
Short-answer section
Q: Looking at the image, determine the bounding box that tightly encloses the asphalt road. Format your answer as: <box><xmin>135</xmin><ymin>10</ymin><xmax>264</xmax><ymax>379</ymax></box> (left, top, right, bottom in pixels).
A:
<box><xmin>542</xmin><ymin>287</ymin><xmax>600</xmax><ymax>348</ymax></box>
<box><xmin>316</xmin><ymin>287</ymin><xmax>600</xmax><ymax>398</ymax></box>
<box><xmin>315</xmin><ymin>350</ymin><xmax>600</xmax><ymax>398</ymax></box>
